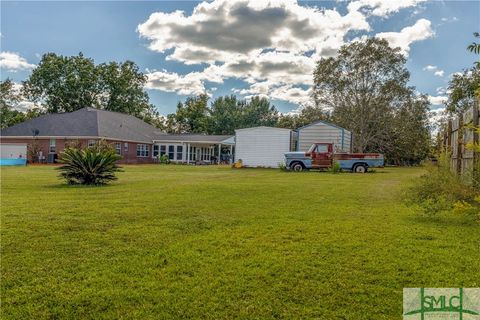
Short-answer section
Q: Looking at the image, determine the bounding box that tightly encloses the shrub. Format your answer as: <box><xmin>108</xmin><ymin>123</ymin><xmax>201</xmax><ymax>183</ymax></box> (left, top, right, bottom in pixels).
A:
<box><xmin>57</xmin><ymin>143</ymin><xmax>122</xmax><ymax>185</ymax></box>
<box><xmin>159</xmin><ymin>154</ymin><xmax>170</xmax><ymax>164</ymax></box>
<box><xmin>328</xmin><ymin>160</ymin><xmax>341</xmax><ymax>174</ymax></box>
<box><xmin>278</xmin><ymin>162</ymin><xmax>288</xmax><ymax>171</ymax></box>
<box><xmin>405</xmin><ymin>153</ymin><xmax>479</xmax><ymax>218</ymax></box>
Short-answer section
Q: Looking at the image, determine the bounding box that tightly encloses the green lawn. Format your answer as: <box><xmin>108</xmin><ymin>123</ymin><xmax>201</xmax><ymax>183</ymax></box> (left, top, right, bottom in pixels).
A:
<box><xmin>1</xmin><ymin>165</ymin><xmax>479</xmax><ymax>319</ymax></box>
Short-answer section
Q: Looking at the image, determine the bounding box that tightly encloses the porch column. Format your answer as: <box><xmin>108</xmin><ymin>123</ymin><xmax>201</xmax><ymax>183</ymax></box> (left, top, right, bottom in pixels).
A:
<box><xmin>218</xmin><ymin>143</ymin><xmax>221</xmax><ymax>164</ymax></box>
<box><xmin>229</xmin><ymin>145</ymin><xmax>233</xmax><ymax>164</ymax></box>
<box><xmin>186</xmin><ymin>143</ymin><xmax>190</xmax><ymax>164</ymax></box>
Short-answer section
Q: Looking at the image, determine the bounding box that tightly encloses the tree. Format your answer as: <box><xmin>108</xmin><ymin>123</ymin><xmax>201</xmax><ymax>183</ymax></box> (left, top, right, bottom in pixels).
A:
<box><xmin>22</xmin><ymin>52</ymin><xmax>157</xmax><ymax>119</ymax></box>
<box><xmin>208</xmin><ymin>95</ymin><xmax>242</xmax><ymax>134</ymax></box>
<box><xmin>468</xmin><ymin>32</ymin><xmax>480</xmax><ymax>68</ymax></box>
<box><xmin>23</xmin><ymin>53</ymin><xmax>100</xmax><ymax>113</ymax></box>
<box><xmin>97</xmin><ymin>61</ymin><xmax>152</xmax><ymax>117</ymax></box>
<box><xmin>278</xmin><ymin>105</ymin><xmax>330</xmax><ymax>129</ymax></box>
<box><xmin>1</xmin><ymin>79</ymin><xmax>26</xmax><ymax>128</ymax></box>
<box><xmin>446</xmin><ymin>67</ymin><xmax>480</xmax><ymax>114</ymax></box>
<box><xmin>170</xmin><ymin>94</ymin><xmax>210</xmax><ymax>133</ymax></box>
<box><xmin>241</xmin><ymin>96</ymin><xmax>278</xmax><ymax>128</ymax></box>
<box><xmin>313</xmin><ymin>38</ymin><xmax>416</xmax><ymax>156</ymax></box>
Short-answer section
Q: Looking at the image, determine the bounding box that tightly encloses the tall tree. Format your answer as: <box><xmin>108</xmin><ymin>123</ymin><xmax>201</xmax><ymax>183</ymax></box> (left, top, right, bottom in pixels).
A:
<box><xmin>22</xmin><ymin>52</ymin><xmax>157</xmax><ymax>119</ymax></box>
<box><xmin>313</xmin><ymin>38</ymin><xmax>413</xmax><ymax>154</ymax></box>
<box><xmin>97</xmin><ymin>61</ymin><xmax>151</xmax><ymax>117</ymax></box>
<box><xmin>1</xmin><ymin>79</ymin><xmax>25</xmax><ymax>128</ymax></box>
<box><xmin>241</xmin><ymin>96</ymin><xmax>278</xmax><ymax>128</ymax></box>
<box><xmin>208</xmin><ymin>95</ymin><xmax>242</xmax><ymax>134</ymax></box>
<box><xmin>23</xmin><ymin>53</ymin><xmax>100</xmax><ymax>113</ymax></box>
<box><xmin>170</xmin><ymin>94</ymin><xmax>210</xmax><ymax>133</ymax></box>
<box><xmin>446</xmin><ymin>67</ymin><xmax>480</xmax><ymax>114</ymax></box>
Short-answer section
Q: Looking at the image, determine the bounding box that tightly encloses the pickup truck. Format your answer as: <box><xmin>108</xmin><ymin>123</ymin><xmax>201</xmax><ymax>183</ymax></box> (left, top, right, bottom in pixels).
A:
<box><xmin>285</xmin><ymin>142</ymin><xmax>384</xmax><ymax>173</ymax></box>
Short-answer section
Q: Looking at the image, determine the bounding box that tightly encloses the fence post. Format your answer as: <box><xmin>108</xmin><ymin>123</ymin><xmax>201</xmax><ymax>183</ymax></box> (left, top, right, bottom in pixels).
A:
<box><xmin>456</xmin><ymin>114</ymin><xmax>463</xmax><ymax>175</ymax></box>
<box><xmin>473</xmin><ymin>102</ymin><xmax>479</xmax><ymax>185</ymax></box>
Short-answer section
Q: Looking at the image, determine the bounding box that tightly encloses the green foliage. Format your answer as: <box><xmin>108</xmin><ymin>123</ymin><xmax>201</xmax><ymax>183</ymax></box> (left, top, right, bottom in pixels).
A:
<box><xmin>446</xmin><ymin>67</ymin><xmax>480</xmax><ymax>114</ymax></box>
<box><xmin>166</xmin><ymin>94</ymin><xmax>279</xmax><ymax>134</ymax></box>
<box><xmin>159</xmin><ymin>154</ymin><xmax>170</xmax><ymax>164</ymax></box>
<box><xmin>405</xmin><ymin>154</ymin><xmax>479</xmax><ymax>217</ymax></box>
<box><xmin>56</xmin><ymin>142</ymin><xmax>122</xmax><ymax>185</ymax></box>
<box><xmin>22</xmin><ymin>52</ymin><xmax>158</xmax><ymax>121</ymax></box>
<box><xmin>467</xmin><ymin>32</ymin><xmax>480</xmax><ymax>68</ymax></box>
<box><xmin>0</xmin><ymin>79</ymin><xmax>43</xmax><ymax>128</ymax></box>
<box><xmin>277</xmin><ymin>105</ymin><xmax>329</xmax><ymax>129</ymax></box>
<box><xmin>313</xmin><ymin>38</ymin><xmax>430</xmax><ymax>164</ymax></box>
<box><xmin>328</xmin><ymin>160</ymin><xmax>341</xmax><ymax>174</ymax></box>
<box><xmin>277</xmin><ymin>162</ymin><xmax>287</xmax><ymax>171</ymax></box>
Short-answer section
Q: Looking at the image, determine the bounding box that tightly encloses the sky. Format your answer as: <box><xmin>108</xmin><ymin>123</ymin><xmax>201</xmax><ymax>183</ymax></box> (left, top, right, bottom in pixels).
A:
<box><xmin>0</xmin><ymin>0</ymin><xmax>479</xmax><ymax>117</ymax></box>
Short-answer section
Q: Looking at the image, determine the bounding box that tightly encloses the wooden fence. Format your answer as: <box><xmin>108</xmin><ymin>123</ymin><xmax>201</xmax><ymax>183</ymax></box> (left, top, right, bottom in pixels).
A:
<box><xmin>442</xmin><ymin>102</ymin><xmax>479</xmax><ymax>182</ymax></box>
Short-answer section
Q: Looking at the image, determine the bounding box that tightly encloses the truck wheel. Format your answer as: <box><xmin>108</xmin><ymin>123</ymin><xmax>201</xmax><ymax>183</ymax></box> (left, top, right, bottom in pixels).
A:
<box><xmin>291</xmin><ymin>162</ymin><xmax>304</xmax><ymax>172</ymax></box>
<box><xmin>353</xmin><ymin>164</ymin><xmax>367</xmax><ymax>173</ymax></box>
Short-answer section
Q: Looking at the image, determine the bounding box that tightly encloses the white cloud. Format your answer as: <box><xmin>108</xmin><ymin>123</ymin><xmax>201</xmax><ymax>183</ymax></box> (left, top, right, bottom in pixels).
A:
<box><xmin>145</xmin><ymin>69</ymin><xmax>223</xmax><ymax>95</ymax></box>
<box><xmin>348</xmin><ymin>0</ymin><xmax>426</xmax><ymax>17</ymax></box>
<box><xmin>0</xmin><ymin>52</ymin><xmax>35</xmax><ymax>71</ymax></box>
<box><xmin>422</xmin><ymin>65</ymin><xmax>444</xmax><ymax>77</ymax></box>
<box><xmin>138</xmin><ymin>0</ymin><xmax>429</xmax><ymax>107</ymax></box>
<box><xmin>428</xmin><ymin>95</ymin><xmax>447</xmax><ymax>106</ymax></box>
<box><xmin>376</xmin><ymin>19</ymin><xmax>434</xmax><ymax>55</ymax></box>
<box><xmin>423</xmin><ymin>65</ymin><xmax>437</xmax><ymax>71</ymax></box>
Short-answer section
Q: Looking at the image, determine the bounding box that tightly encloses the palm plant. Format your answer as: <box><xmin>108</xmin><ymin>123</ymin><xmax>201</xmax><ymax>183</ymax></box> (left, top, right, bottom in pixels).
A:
<box><xmin>57</xmin><ymin>143</ymin><xmax>122</xmax><ymax>185</ymax></box>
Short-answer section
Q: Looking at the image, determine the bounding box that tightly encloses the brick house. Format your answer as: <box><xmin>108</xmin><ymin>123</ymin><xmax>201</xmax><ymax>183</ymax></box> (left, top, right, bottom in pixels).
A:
<box><xmin>0</xmin><ymin>107</ymin><xmax>164</xmax><ymax>164</ymax></box>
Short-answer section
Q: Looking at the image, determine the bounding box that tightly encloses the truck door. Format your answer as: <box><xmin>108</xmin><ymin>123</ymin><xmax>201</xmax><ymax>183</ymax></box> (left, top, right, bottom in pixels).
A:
<box><xmin>312</xmin><ymin>144</ymin><xmax>333</xmax><ymax>168</ymax></box>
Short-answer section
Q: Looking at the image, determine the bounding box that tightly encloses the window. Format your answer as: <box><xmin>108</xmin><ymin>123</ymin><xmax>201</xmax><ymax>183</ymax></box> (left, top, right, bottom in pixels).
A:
<box><xmin>316</xmin><ymin>144</ymin><xmax>328</xmax><ymax>153</ymax></box>
<box><xmin>176</xmin><ymin>145</ymin><xmax>183</xmax><ymax>161</ymax></box>
<box><xmin>136</xmin><ymin>144</ymin><xmax>149</xmax><ymax>157</ymax></box>
<box><xmin>168</xmin><ymin>145</ymin><xmax>175</xmax><ymax>160</ymax></box>
<box><xmin>49</xmin><ymin>139</ymin><xmax>56</xmax><ymax>153</ymax></box>
<box><xmin>115</xmin><ymin>143</ymin><xmax>121</xmax><ymax>155</ymax></box>
<box><xmin>153</xmin><ymin>145</ymin><xmax>159</xmax><ymax>157</ymax></box>
<box><xmin>88</xmin><ymin>140</ymin><xmax>96</xmax><ymax>147</ymax></box>
<box><xmin>124</xmin><ymin>142</ymin><xmax>129</xmax><ymax>152</ymax></box>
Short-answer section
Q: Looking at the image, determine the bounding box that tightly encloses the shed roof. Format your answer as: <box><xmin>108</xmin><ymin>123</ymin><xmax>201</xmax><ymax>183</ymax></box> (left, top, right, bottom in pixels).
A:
<box><xmin>296</xmin><ymin>120</ymin><xmax>349</xmax><ymax>132</ymax></box>
<box><xmin>0</xmin><ymin>107</ymin><xmax>164</xmax><ymax>143</ymax></box>
<box><xmin>235</xmin><ymin>126</ymin><xmax>292</xmax><ymax>132</ymax></box>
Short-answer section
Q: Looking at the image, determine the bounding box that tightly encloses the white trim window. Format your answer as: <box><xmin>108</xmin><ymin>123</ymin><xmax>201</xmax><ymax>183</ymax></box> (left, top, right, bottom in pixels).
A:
<box><xmin>168</xmin><ymin>145</ymin><xmax>174</xmax><ymax>160</ymax></box>
<box><xmin>49</xmin><ymin>139</ymin><xmax>56</xmax><ymax>153</ymax></box>
<box><xmin>136</xmin><ymin>144</ymin><xmax>149</xmax><ymax>157</ymax></box>
<box><xmin>153</xmin><ymin>145</ymin><xmax>159</xmax><ymax>157</ymax></box>
<box><xmin>124</xmin><ymin>142</ymin><xmax>129</xmax><ymax>152</ymax></box>
<box><xmin>115</xmin><ymin>142</ymin><xmax>121</xmax><ymax>155</ymax></box>
<box><xmin>176</xmin><ymin>145</ymin><xmax>183</xmax><ymax>161</ymax></box>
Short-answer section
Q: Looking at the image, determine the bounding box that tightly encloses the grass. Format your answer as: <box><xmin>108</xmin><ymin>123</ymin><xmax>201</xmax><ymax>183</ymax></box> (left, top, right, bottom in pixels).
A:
<box><xmin>1</xmin><ymin>165</ymin><xmax>479</xmax><ymax>319</ymax></box>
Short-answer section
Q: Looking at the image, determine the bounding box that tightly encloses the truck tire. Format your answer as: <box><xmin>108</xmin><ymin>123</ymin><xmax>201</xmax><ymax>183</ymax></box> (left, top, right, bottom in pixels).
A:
<box><xmin>353</xmin><ymin>164</ymin><xmax>367</xmax><ymax>173</ymax></box>
<box><xmin>291</xmin><ymin>162</ymin><xmax>304</xmax><ymax>172</ymax></box>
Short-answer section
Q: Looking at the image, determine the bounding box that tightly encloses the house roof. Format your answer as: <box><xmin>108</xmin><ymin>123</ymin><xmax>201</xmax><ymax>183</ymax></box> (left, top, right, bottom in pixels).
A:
<box><xmin>0</xmin><ymin>107</ymin><xmax>164</xmax><ymax>143</ymax></box>
<box><xmin>153</xmin><ymin>134</ymin><xmax>234</xmax><ymax>144</ymax></box>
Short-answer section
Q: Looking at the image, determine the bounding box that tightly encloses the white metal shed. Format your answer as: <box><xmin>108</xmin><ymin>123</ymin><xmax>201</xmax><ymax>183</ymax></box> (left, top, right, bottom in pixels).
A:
<box><xmin>235</xmin><ymin>126</ymin><xmax>292</xmax><ymax>168</ymax></box>
<box><xmin>296</xmin><ymin>120</ymin><xmax>352</xmax><ymax>152</ymax></box>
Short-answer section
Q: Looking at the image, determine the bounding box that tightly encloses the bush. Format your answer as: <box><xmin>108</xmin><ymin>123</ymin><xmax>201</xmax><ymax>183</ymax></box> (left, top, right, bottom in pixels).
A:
<box><xmin>57</xmin><ymin>142</ymin><xmax>122</xmax><ymax>185</ymax></box>
<box><xmin>405</xmin><ymin>153</ymin><xmax>479</xmax><ymax>219</ymax></box>
<box><xmin>328</xmin><ymin>161</ymin><xmax>341</xmax><ymax>174</ymax></box>
<box><xmin>159</xmin><ymin>154</ymin><xmax>170</xmax><ymax>164</ymax></box>
<box><xmin>278</xmin><ymin>162</ymin><xmax>288</xmax><ymax>171</ymax></box>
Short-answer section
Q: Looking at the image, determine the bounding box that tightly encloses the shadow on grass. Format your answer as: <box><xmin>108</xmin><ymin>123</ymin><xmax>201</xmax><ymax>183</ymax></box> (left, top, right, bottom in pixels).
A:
<box><xmin>407</xmin><ymin>213</ymin><xmax>479</xmax><ymax>228</ymax></box>
<box><xmin>46</xmin><ymin>182</ymin><xmax>120</xmax><ymax>189</ymax></box>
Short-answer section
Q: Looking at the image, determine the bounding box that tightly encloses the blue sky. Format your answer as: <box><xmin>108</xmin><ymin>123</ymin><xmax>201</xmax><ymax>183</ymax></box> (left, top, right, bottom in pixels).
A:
<box><xmin>1</xmin><ymin>1</ymin><xmax>479</xmax><ymax>116</ymax></box>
